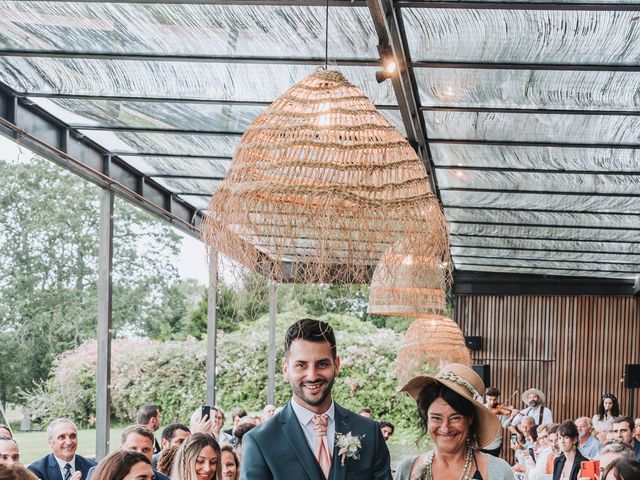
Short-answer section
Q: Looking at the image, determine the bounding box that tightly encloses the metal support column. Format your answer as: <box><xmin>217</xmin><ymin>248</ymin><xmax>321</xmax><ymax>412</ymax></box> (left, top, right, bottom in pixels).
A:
<box><xmin>267</xmin><ymin>282</ymin><xmax>277</xmax><ymax>404</ymax></box>
<box><xmin>206</xmin><ymin>252</ymin><xmax>218</xmax><ymax>406</ymax></box>
<box><xmin>96</xmin><ymin>188</ymin><xmax>114</xmax><ymax>461</ymax></box>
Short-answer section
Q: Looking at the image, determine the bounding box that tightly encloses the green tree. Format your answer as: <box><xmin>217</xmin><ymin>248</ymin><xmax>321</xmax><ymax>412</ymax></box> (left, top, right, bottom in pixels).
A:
<box><xmin>0</xmin><ymin>157</ymin><xmax>185</xmax><ymax>404</ymax></box>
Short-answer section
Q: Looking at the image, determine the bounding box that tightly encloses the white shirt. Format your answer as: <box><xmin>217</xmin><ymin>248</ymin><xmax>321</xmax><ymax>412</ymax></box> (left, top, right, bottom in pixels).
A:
<box><xmin>290</xmin><ymin>398</ymin><xmax>335</xmax><ymax>454</ymax></box>
<box><xmin>54</xmin><ymin>455</ymin><xmax>76</xmax><ymax>480</ymax></box>
<box><xmin>512</xmin><ymin>405</ymin><xmax>553</xmax><ymax>426</ymax></box>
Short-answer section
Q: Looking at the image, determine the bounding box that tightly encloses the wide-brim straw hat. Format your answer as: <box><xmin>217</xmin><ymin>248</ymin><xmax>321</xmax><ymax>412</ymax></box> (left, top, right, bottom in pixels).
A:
<box><xmin>398</xmin><ymin>363</ymin><xmax>501</xmax><ymax>449</ymax></box>
<box><xmin>522</xmin><ymin>388</ymin><xmax>546</xmax><ymax>405</ymax></box>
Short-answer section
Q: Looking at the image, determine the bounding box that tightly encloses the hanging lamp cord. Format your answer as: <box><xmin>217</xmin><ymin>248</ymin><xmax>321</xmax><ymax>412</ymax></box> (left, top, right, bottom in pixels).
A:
<box><xmin>324</xmin><ymin>0</ymin><xmax>329</xmax><ymax>69</ymax></box>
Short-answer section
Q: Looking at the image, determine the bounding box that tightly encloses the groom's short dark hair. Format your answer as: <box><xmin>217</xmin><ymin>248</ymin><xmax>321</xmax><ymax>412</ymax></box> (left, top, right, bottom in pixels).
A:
<box><xmin>284</xmin><ymin>318</ymin><xmax>337</xmax><ymax>359</ymax></box>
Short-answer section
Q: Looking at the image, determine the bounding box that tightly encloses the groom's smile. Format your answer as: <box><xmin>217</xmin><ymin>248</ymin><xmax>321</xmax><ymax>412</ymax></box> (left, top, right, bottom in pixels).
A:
<box><xmin>282</xmin><ymin>338</ymin><xmax>341</xmax><ymax>414</ymax></box>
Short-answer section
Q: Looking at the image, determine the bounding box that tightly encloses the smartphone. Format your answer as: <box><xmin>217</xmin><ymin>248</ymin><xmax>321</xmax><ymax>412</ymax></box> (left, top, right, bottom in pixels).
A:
<box><xmin>201</xmin><ymin>405</ymin><xmax>211</xmax><ymax>421</ymax></box>
<box><xmin>528</xmin><ymin>448</ymin><xmax>536</xmax><ymax>462</ymax></box>
<box><xmin>579</xmin><ymin>460</ymin><xmax>599</xmax><ymax>480</ymax></box>
<box><xmin>510</xmin><ymin>434</ymin><xmax>518</xmax><ymax>445</ymax></box>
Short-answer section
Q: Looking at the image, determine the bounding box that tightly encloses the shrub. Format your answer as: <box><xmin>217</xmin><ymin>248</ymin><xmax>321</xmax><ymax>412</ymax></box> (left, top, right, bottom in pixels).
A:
<box><xmin>22</xmin><ymin>310</ymin><xmax>420</xmax><ymax>430</ymax></box>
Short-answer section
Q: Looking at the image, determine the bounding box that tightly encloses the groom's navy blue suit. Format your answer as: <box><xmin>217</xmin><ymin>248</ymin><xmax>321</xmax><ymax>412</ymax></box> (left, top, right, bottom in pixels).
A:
<box><xmin>240</xmin><ymin>401</ymin><xmax>391</xmax><ymax>480</ymax></box>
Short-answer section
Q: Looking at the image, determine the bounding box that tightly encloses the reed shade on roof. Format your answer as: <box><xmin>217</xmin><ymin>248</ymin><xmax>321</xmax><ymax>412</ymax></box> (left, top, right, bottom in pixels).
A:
<box><xmin>367</xmin><ymin>236</ymin><xmax>450</xmax><ymax>317</ymax></box>
<box><xmin>203</xmin><ymin>69</ymin><xmax>449</xmax><ymax>284</ymax></box>
<box><xmin>396</xmin><ymin>315</ymin><xmax>472</xmax><ymax>385</ymax></box>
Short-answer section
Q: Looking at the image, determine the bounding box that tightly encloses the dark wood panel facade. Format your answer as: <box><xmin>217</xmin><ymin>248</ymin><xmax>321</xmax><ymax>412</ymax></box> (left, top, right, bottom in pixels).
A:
<box><xmin>455</xmin><ymin>295</ymin><xmax>640</xmax><ymax>423</ymax></box>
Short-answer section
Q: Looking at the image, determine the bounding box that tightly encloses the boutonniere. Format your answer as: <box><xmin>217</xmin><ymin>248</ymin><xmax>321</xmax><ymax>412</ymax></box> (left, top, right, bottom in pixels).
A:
<box><xmin>335</xmin><ymin>432</ymin><xmax>364</xmax><ymax>466</ymax></box>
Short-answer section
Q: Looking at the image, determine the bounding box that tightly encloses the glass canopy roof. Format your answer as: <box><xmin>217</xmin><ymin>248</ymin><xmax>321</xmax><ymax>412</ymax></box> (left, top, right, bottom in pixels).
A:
<box><xmin>0</xmin><ymin>0</ymin><xmax>638</xmax><ymax>281</ymax></box>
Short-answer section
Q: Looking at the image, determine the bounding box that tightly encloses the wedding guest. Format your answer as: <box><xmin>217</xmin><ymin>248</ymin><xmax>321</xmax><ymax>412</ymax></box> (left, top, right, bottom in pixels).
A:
<box><xmin>552</xmin><ymin>421</ymin><xmax>588</xmax><ymax>480</ymax></box>
<box><xmin>0</xmin><ymin>438</ymin><xmax>20</xmax><ymax>467</ymax></box>
<box><xmin>601</xmin><ymin>457</ymin><xmax>640</xmax><ymax>480</ymax></box>
<box><xmin>593</xmin><ymin>394</ymin><xmax>619</xmax><ymax>434</ymax></box>
<box><xmin>156</xmin><ymin>446</ymin><xmax>177</xmax><ymax>477</ymax></box>
<box><xmin>0</xmin><ymin>427</ymin><xmax>12</xmax><ymax>440</ymax></box>
<box><xmin>599</xmin><ymin>440</ymin><xmax>637</xmax><ymax>473</ymax></box>
<box><xmin>0</xmin><ymin>464</ymin><xmax>38</xmax><ymax>480</ymax></box>
<box><xmin>92</xmin><ymin>451</ymin><xmax>152</xmax><ymax>480</ymax></box>
<box><xmin>172</xmin><ymin>433</ymin><xmax>220</xmax><ymax>480</ymax></box>
<box><xmin>220</xmin><ymin>446</ymin><xmax>238</xmax><ymax>480</ymax></box>
<box><xmin>395</xmin><ymin>363</ymin><xmax>513</xmax><ymax>479</ymax></box>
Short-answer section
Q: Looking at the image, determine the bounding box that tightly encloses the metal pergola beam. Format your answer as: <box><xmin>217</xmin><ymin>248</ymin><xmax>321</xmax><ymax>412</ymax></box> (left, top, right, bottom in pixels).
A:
<box><xmin>412</xmin><ymin>61</ymin><xmax>640</xmax><ymax>72</ymax></box>
<box><xmin>450</xmin><ymin>220</ymin><xmax>640</xmax><ymax>231</ymax></box>
<box><xmin>16</xmin><ymin>0</ymin><xmax>368</xmax><ymax>5</ymax></box>
<box><xmin>423</xmin><ymin>106</ymin><xmax>640</xmax><ymax>116</ymax></box>
<box><xmin>367</xmin><ymin>0</ymin><xmax>440</xmax><ymax>196</ymax></box>
<box><xmin>0</xmin><ymin>49</ymin><xmax>378</xmax><ymax>66</ymax></box>
<box><xmin>451</xmin><ymin>243</ymin><xmax>640</xmax><ymax>257</ymax></box>
<box><xmin>436</xmin><ymin>165</ymin><xmax>640</xmax><ymax>175</ymax></box>
<box><xmin>75</xmin><ymin>126</ymin><xmax>243</xmax><ymax>136</ymax></box>
<box><xmin>452</xmin><ymin>233</ymin><xmax>640</xmax><ymax>245</ymax></box>
<box><xmin>453</xmin><ymin>253</ymin><xmax>640</xmax><ymax>267</ymax></box>
<box><xmin>115</xmin><ymin>153</ymin><xmax>233</xmax><ymax>161</ymax></box>
<box><xmin>430</xmin><ymin>139</ymin><xmax>640</xmax><ymax>149</ymax></box>
<box><xmin>148</xmin><ymin>174</ymin><xmax>226</xmax><ymax>180</ymax></box>
<box><xmin>441</xmin><ymin>187</ymin><xmax>640</xmax><ymax>198</ymax></box>
<box><xmin>455</xmin><ymin>262</ymin><xmax>640</xmax><ymax>275</ymax></box>
<box><xmin>446</xmin><ymin>205</ymin><xmax>640</xmax><ymax>217</ymax></box>
<box><xmin>398</xmin><ymin>1</ymin><xmax>640</xmax><ymax>11</ymax></box>
<box><xmin>0</xmin><ymin>83</ymin><xmax>203</xmax><ymax>238</ymax></box>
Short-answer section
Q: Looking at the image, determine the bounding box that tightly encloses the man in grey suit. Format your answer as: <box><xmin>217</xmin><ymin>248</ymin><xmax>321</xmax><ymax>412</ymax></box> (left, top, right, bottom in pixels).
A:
<box><xmin>241</xmin><ymin>318</ymin><xmax>392</xmax><ymax>480</ymax></box>
<box><xmin>28</xmin><ymin>418</ymin><xmax>95</xmax><ymax>480</ymax></box>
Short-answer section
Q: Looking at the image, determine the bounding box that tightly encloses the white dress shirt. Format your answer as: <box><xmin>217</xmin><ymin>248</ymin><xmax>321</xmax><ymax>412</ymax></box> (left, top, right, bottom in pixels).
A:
<box><xmin>290</xmin><ymin>398</ymin><xmax>336</xmax><ymax>454</ymax></box>
<box><xmin>54</xmin><ymin>455</ymin><xmax>76</xmax><ymax>480</ymax></box>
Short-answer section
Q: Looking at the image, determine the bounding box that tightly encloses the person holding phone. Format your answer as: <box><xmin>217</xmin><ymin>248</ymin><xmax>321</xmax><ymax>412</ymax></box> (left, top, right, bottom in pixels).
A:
<box><xmin>552</xmin><ymin>421</ymin><xmax>588</xmax><ymax>480</ymax></box>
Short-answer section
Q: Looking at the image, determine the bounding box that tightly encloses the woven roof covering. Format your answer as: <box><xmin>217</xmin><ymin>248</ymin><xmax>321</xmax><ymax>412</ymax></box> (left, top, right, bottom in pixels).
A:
<box><xmin>396</xmin><ymin>315</ymin><xmax>471</xmax><ymax>385</ymax></box>
<box><xmin>204</xmin><ymin>69</ymin><xmax>448</xmax><ymax>284</ymax></box>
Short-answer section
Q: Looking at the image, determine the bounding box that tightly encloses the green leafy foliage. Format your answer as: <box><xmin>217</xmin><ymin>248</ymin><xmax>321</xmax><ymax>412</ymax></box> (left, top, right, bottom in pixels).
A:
<box><xmin>22</xmin><ymin>309</ymin><xmax>419</xmax><ymax>430</ymax></box>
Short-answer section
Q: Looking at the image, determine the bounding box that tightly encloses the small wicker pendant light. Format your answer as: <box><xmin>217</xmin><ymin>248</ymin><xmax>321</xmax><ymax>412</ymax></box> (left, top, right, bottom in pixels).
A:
<box><xmin>203</xmin><ymin>69</ymin><xmax>449</xmax><ymax>284</ymax></box>
<box><xmin>367</xmin><ymin>236</ymin><xmax>450</xmax><ymax>317</ymax></box>
<box><xmin>396</xmin><ymin>315</ymin><xmax>472</xmax><ymax>385</ymax></box>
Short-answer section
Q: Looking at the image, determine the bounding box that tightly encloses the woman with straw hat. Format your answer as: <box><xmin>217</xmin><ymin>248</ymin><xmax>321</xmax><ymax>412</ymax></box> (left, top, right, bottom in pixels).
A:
<box><xmin>396</xmin><ymin>363</ymin><xmax>514</xmax><ymax>480</ymax></box>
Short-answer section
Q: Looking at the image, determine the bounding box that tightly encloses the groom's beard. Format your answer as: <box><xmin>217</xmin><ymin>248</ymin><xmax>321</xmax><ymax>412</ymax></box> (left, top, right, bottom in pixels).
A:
<box><xmin>291</xmin><ymin>377</ymin><xmax>335</xmax><ymax>407</ymax></box>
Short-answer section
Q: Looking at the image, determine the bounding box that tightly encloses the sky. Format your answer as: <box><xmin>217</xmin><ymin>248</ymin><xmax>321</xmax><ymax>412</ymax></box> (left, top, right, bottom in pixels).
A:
<box><xmin>0</xmin><ymin>134</ymin><xmax>210</xmax><ymax>286</ymax></box>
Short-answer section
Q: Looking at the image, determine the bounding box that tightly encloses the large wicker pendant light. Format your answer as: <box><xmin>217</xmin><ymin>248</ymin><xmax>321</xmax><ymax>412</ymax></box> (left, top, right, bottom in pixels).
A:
<box><xmin>367</xmin><ymin>236</ymin><xmax>450</xmax><ymax>317</ymax></box>
<box><xmin>396</xmin><ymin>315</ymin><xmax>471</xmax><ymax>385</ymax></box>
<box><xmin>203</xmin><ymin>69</ymin><xmax>449</xmax><ymax>284</ymax></box>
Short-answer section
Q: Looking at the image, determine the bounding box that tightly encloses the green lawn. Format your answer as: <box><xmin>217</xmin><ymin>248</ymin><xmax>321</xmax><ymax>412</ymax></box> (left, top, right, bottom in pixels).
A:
<box><xmin>14</xmin><ymin>428</ymin><xmax>125</xmax><ymax>465</ymax></box>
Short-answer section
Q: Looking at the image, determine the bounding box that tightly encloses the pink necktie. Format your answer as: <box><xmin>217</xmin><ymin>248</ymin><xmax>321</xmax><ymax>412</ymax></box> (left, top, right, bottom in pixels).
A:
<box><xmin>312</xmin><ymin>414</ymin><xmax>332</xmax><ymax>479</ymax></box>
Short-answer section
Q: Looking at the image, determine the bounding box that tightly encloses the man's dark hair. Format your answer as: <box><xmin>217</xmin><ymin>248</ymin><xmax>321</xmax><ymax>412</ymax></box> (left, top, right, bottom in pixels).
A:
<box><xmin>613</xmin><ymin>416</ymin><xmax>634</xmax><ymax>430</ymax></box>
<box><xmin>230</xmin><ymin>408</ymin><xmax>247</xmax><ymax>421</ymax></box>
<box><xmin>379</xmin><ymin>421</ymin><xmax>394</xmax><ymax>433</ymax></box>
<box><xmin>284</xmin><ymin>318</ymin><xmax>336</xmax><ymax>359</ymax></box>
<box><xmin>121</xmin><ymin>424</ymin><xmax>154</xmax><ymax>444</ymax></box>
<box><xmin>161</xmin><ymin>423</ymin><xmax>190</xmax><ymax>442</ymax></box>
<box><xmin>136</xmin><ymin>404</ymin><xmax>160</xmax><ymax>425</ymax></box>
<box><xmin>358</xmin><ymin>408</ymin><xmax>372</xmax><ymax>415</ymax></box>
<box><xmin>485</xmin><ymin>387</ymin><xmax>501</xmax><ymax>397</ymax></box>
<box><xmin>232</xmin><ymin>421</ymin><xmax>256</xmax><ymax>445</ymax></box>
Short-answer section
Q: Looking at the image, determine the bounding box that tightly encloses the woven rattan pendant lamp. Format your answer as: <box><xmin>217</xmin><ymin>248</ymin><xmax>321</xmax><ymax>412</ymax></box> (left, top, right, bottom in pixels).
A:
<box><xmin>367</xmin><ymin>236</ymin><xmax>450</xmax><ymax>317</ymax></box>
<box><xmin>396</xmin><ymin>315</ymin><xmax>472</xmax><ymax>384</ymax></box>
<box><xmin>203</xmin><ymin>69</ymin><xmax>449</xmax><ymax>284</ymax></box>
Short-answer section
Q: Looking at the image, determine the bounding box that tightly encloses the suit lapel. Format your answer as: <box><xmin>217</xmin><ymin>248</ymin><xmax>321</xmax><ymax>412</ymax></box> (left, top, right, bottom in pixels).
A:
<box><xmin>47</xmin><ymin>454</ymin><xmax>64</xmax><ymax>480</ymax></box>
<box><xmin>329</xmin><ymin>404</ymin><xmax>351</xmax><ymax>480</ymax></box>
<box><xmin>280</xmin><ymin>402</ymin><xmax>324</xmax><ymax>480</ymax></box>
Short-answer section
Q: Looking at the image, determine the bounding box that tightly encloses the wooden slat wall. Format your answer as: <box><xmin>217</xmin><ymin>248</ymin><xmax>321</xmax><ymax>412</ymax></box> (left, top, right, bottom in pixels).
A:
<box><xmin>455</xmin><ymin>295</ymin><xmax>640</xmax><ymax>423</ymax></box>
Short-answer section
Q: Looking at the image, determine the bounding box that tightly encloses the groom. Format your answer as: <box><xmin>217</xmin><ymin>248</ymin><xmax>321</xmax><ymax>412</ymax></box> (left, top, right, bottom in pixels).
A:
<box><xmin>240</xmin><ymin>318</ymin><xmax>392</xmax><ymax>480</ymax></box>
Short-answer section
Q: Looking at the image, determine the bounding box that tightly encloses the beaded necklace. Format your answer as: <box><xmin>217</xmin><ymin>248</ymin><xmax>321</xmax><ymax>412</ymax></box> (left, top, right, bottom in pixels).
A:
<box><xmin>420</xmin><ymin>447</ymin><xmax>474</xmax><ymax>480</ymax></box>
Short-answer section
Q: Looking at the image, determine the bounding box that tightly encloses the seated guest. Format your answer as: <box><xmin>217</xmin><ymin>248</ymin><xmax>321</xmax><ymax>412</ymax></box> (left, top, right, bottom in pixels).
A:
<box><xmin>220</xmin><ymin>445</ymin><xmax>238</xmax><ymax>480</ymax></box>
<box><xmin>29</xmin><ymin>418</ymin><xmax>95</xmax><ymax>480</ymax></box>
<box><xmin>172</xmin><ymin>433</ymin><xmax>220</xmax><ymax>480</ymax></box>
<box><xmin>379</xmin><ymin>421</ymin><xmax>394</xmax><ymax>441</ymax></box>
<box><xmin>261</xmin><ymin>405</ymin><xmax>275</xmax><ymax>421</ymax></box>
<box><xmin>0</xmin><ymin>464</ymin><xmax>38</xmax><ymax>480</ymax></box>
<box><xmin>155</xmin><ymin>446</ymin><xmax>177</xmax><ymax>477</ymax></box>
<box><xmin>223</xmin><ymin>409</ymin><xmax>246</xmax><ymax>440</ymax></box>
<box><xmin>152</xmin><ymin>424</ymin><xmax>190</xmax><ymax>468</ymax></box>
<box><xmin>92</xmin><ymin>451</ymin><xmax>152</xmax><ymax>480</ymax></box>
<box><xmin>553</xmin><ymin>421</ymin><xmax>588</xmax><ymax>480</ymax></box>
<box><xmin>0</xmin><ymin>438</ymin><xmax>20</xmax><ymax>467</ymax></box>
<box><xmin>599</xmin><ymin>440</ymin><xmax>637</xmax><ymax>473</ymax></box>
<box><xmin>0</xmin><ymin>427</ymin><xmax>12</xmax><ymax>440</ymax></box>
<box><xmin>231</xmin><ymin>420</ymin><xmax>255</xmax><ymax>461</ymax></box>
<box><xmin>611</xmin><ymin>416</ymin><xmax>640</xmax><ymax>460</ymax></box>
<box><xmin>601</xmin><ymin>457</ymin><xmax>640</xmax><ymax>480</ymax></box>
<box><xmin>575</xmin><ymin>416</ymin><xmax>600</xmax><ymax>459</ymax></box>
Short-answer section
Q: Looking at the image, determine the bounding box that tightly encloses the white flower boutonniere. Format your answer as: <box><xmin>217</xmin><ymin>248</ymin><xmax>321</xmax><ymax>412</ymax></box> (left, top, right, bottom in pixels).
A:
<box><xmin>335</xmin><ymin>432</ymin><xmax>364</xmax><ymax>466</ymax></box>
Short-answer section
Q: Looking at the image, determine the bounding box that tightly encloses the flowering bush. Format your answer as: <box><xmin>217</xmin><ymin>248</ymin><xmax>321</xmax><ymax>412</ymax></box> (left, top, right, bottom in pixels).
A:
<box><xmin>23</xmin><ymin>310</ymin><xmax>418</xmax><ymax>429</ymax></box>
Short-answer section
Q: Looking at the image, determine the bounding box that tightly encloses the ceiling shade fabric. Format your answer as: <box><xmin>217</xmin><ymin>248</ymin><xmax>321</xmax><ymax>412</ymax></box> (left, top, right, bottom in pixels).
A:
<box><xmin>396</xmin><ymin>315</ymin><xmax>472</xmax><ymax>385</ymax></box>
<box><xmin>203</xmin><ymin>68</ymin><xmax>449</xmax><ymax>284</ymax></box>
<box><xmin>367</xmin><ymin>236</ymin><xmax>450</xmax><ymax>317</ymax></box>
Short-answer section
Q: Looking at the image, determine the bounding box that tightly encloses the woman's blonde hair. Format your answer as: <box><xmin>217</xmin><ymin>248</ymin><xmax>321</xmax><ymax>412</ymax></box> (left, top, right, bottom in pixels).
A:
<box><xmin>172</xmin><ymin>433</ymin><xmax>221</xmax><ymax>480</ymax></box>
